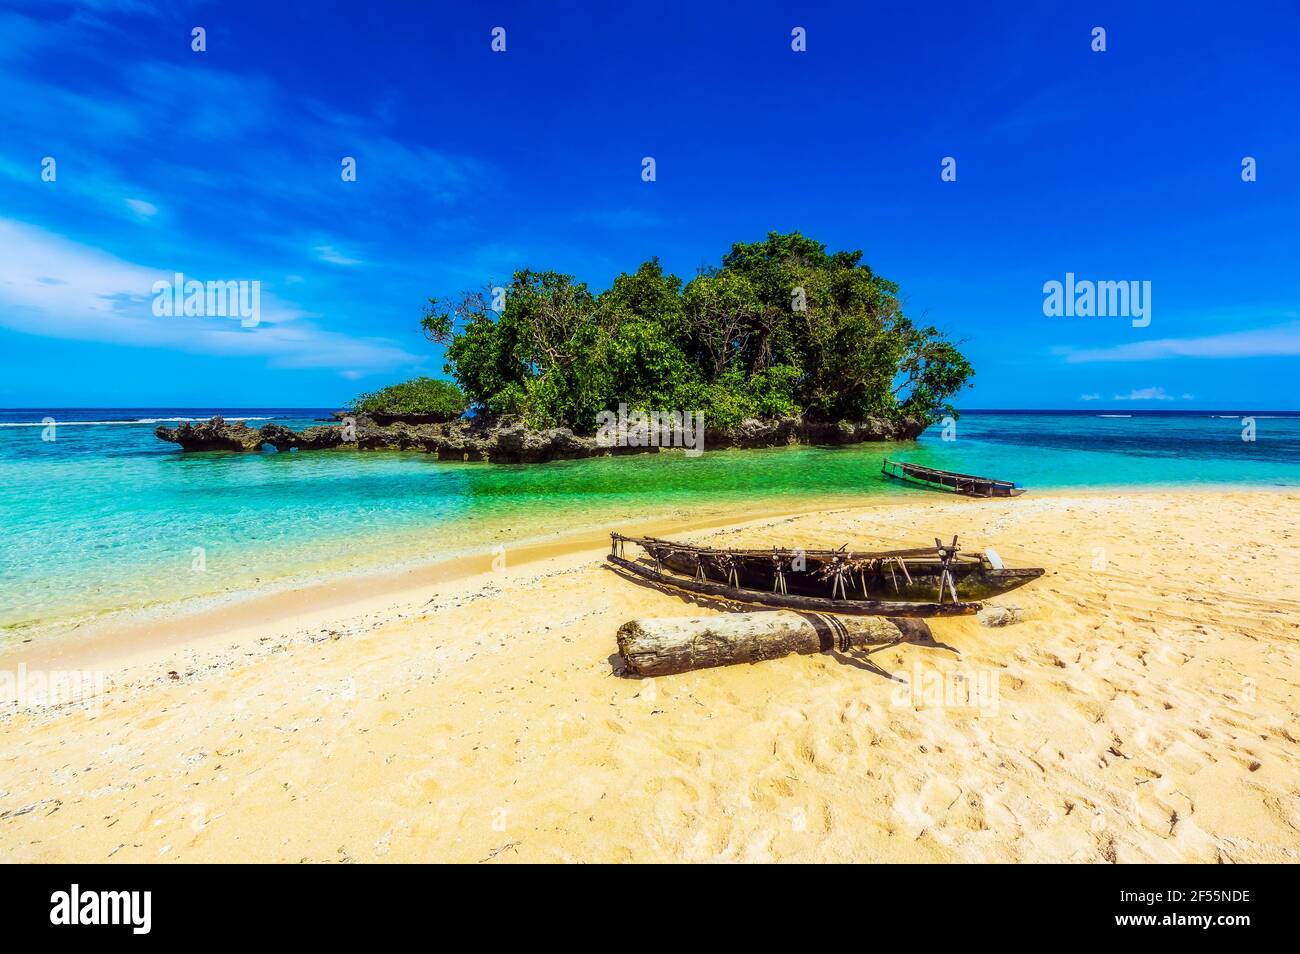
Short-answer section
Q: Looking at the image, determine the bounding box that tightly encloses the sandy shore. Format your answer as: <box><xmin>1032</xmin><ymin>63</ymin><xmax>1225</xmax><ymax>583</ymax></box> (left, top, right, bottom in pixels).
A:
<box><xmin>1</xmin><ymin>489</ymin><xmax>1297</xmax><ymax>863</ymax></box>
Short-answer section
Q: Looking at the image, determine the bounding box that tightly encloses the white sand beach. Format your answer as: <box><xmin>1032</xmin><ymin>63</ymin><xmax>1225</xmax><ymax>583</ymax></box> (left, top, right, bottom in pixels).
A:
<box><xmin>1</xmin><ymin>489</ymin><xmax>1297</xmax><ymax>863</ymax></box>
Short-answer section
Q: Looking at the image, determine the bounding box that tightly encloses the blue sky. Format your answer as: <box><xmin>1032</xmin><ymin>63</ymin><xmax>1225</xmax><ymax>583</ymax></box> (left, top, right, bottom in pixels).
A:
<box><xmin>1</xmin><ymin>0</ymin><xmax>1297</xmax><ymax>409</ymax></box>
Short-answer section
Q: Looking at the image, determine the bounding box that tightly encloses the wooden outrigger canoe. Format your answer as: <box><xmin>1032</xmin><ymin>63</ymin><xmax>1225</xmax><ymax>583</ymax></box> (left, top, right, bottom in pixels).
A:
<box><xmin>607</xmin><ymin>553</ymin><xmax>980</xmax><ymax>617</ymax></box>
<box><xmin>607</xmin><ymin>532</ymin><xmax>1044</xmax><ymax>616</ymax></box>
<box><xmin>882</xmin><ymin>458</ymin><xmax>1026</xmax><ymax>498</ymax></box>
<box><xmin>612</xmin><ymin>533</ymin><xmax>1042</xmax><ymax>602</ymax></box>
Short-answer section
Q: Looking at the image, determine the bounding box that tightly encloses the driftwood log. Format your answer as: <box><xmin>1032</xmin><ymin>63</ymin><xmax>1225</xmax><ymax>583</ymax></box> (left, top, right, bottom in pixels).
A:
<box><xmin>616</xmin><ymin>611</ymin><xmax>914</xmax><ymax>677</ymax></box>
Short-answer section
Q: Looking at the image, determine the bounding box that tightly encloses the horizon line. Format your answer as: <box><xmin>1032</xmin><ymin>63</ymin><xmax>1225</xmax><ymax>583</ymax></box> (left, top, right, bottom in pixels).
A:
<box><xmin>3</xmin><ymin>406</ymin><xmax>1298</xmax><ymax>416</ymax></box>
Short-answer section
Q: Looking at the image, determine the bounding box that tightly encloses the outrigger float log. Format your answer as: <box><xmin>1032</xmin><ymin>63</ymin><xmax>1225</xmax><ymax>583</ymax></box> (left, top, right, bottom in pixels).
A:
<box><xmin>607</xmin><ymin>533</ymin><xmax>1044</xmax><ymax>617</ymax></box>
<box><xmin>882</xmin><ymin>458</ymin><xmax>1026</xmax><ymax>498</ymax></box>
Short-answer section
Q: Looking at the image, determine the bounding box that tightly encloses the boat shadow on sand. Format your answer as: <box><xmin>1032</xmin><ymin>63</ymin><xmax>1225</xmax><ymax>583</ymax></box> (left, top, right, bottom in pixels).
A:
<box><xmin>603</xmin><ymin>561</ymin><xmax>962</xmax><ymax>682</ymax></box>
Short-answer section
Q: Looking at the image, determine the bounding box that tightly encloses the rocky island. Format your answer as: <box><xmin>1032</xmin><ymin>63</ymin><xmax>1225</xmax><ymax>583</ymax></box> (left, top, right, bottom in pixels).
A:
<box><xmin>158</xmin><ymin>232</ymin><xmax>971</xmax><ymax>464</ymax></box>
<box><xmin>155</xmin><ymin>412</ymin><xmax>927</xmax><ymax>463</ymax></box>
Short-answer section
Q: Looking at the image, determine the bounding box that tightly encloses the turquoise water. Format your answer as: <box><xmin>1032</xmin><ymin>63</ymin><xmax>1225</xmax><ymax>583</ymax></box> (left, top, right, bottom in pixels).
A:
<box><xmin>1</xmin><ymin>409</ymin><xmax>1297</xmax><ymax>637</ymax></box>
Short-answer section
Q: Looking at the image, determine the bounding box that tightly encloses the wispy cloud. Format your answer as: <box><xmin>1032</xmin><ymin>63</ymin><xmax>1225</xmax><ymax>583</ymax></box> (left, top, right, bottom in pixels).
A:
<box><xmin>0</xmin><ymin>218</ymin><xmax>420</xmax><ymax>374</ymax></box>
<box><xmin>1057</xmin><ymin>323</ymin><xmax>1300</xmax><ymax>363</ymax></box>
<box><xmin>1079</xmin><ymin>392</ymin><xmax>1100</xmax><ymax>401</ymax></box>
<box><xmin>1111</xmin><ymin>387</ymin><xmax>1194</xmax><ymax>401</ymax></box>
<box><xmin>0</xmin><ymin>7</ymin><xmax>502</xmax><ymax>394</ymax></box>
<box><xmin>0</xmin><ymin>20</ymin><xmax>495</xmax><ymax>265</ymax></box>
<box><xmin>314</xmin><ymin>244</ymin><xmax>363</xmax><ymax>266</ymax></box>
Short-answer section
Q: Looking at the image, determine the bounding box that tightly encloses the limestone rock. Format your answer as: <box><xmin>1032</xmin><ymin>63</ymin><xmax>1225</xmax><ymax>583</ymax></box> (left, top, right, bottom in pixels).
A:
<box><xmin>157</xmin><ymin>410</ymin><xmax>933</xmax><ymax>461</ymax></box>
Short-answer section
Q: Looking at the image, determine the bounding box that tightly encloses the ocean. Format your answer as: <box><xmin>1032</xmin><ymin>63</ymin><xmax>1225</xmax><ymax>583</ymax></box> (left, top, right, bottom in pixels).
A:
<box><xmin>2</xmin><ymin>408</ymin><xmax>1297</xmax><ymax>639</ymax></box>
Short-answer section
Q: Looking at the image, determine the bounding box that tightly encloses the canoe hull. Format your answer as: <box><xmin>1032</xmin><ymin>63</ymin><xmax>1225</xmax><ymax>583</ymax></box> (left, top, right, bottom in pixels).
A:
<box><xmin>882</xmin><ymin>458</ymin><xmax>1025</xmax><ymax>498</ymax></box>
<box><xmin>654</xmin><ymin>550</ymin><xmax>1042</xmax><ymax>602</ymax></box>
<box><xmin>607</xmin><ymin>554</ymin><xmax>981</xmax><ymax>617</ymax></box>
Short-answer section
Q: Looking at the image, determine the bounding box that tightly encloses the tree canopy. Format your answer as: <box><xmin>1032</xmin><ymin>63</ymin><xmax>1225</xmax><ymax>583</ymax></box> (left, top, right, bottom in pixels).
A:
<box><xmin>347</xmin><ymin>376</ymin><xmax>466</xmax><ymax>421</ymax></box>
<box><xmin>421</xmin><ymin>232</ymin><xmax>972</xmax><ymax>432</ymax></box>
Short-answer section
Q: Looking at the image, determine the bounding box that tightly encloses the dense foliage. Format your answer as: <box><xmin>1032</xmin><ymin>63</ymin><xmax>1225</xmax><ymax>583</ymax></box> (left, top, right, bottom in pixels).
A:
<box><xmin>421</xmin><ymin>232</ymin><xmax>972</xmax><ymax>432</ymax></box>
<box><xmin>347</xmin><ymin>376</ymin><xmax>467</xmax><ymax>421</ymax></box>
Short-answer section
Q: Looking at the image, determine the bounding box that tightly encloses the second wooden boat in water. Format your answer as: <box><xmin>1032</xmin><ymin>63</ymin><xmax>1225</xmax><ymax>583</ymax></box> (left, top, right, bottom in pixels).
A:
<box><xmin>882</xmin><ymin>458</ymin><xmax>1026</xmax><ymax>498</ymax></box>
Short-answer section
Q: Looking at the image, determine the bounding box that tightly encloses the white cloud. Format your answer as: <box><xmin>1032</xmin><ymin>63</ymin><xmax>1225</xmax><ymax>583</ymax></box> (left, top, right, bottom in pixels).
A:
<box><xmin>1079</xmin><ymin>392</ymin><xmax>1100</xmax><ymax>401</ymax></box>
<box><xmin>314</xmin><ymin>244</ymin><xmax>363</xmax><ymax>266</ymax></box>
<box><xmin>1057</xmin><ymin>323</ymin><xmax>1300</xmax><ymax>363</ymax></box>
<box><xmin>0</xmin><ymin>218</ymin><xmax>419</xmax><ymax>374</ymax></box>
<box><xmin>1111</xmin><ymin>387</ymin><xmax>1195</xmax><ymax>401</ymax></box>
<box><xmin>0</xmin><ymin>156</ymin><xmax>163</xmax><ymax>226</ymax></box>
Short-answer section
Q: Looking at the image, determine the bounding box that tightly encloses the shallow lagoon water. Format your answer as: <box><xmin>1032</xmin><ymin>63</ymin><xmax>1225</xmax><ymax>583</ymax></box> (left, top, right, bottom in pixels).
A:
<box><xmin>1</xmin><ymin>408</ymin><xmax>1296</xmax><ymax>636</ymax></box>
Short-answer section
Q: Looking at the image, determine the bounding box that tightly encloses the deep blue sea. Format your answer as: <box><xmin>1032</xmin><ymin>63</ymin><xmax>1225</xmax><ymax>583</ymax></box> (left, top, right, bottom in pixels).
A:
<box><xmin>1</xmin><ymin>408</ymin><xmax>1297</xmax><ymax>638</ymax></box>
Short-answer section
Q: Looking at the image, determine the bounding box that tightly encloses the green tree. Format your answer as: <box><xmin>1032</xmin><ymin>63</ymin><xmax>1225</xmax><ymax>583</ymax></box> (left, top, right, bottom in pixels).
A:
<box><xmin>348</xmin><ymin>377</ymin><xmax>466</xmax><ymax>421</ymax></box>
<box><xmin>420</xmin><ymin>232</ymin><xmax>972</xmax><ymax>433</ymax></box>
